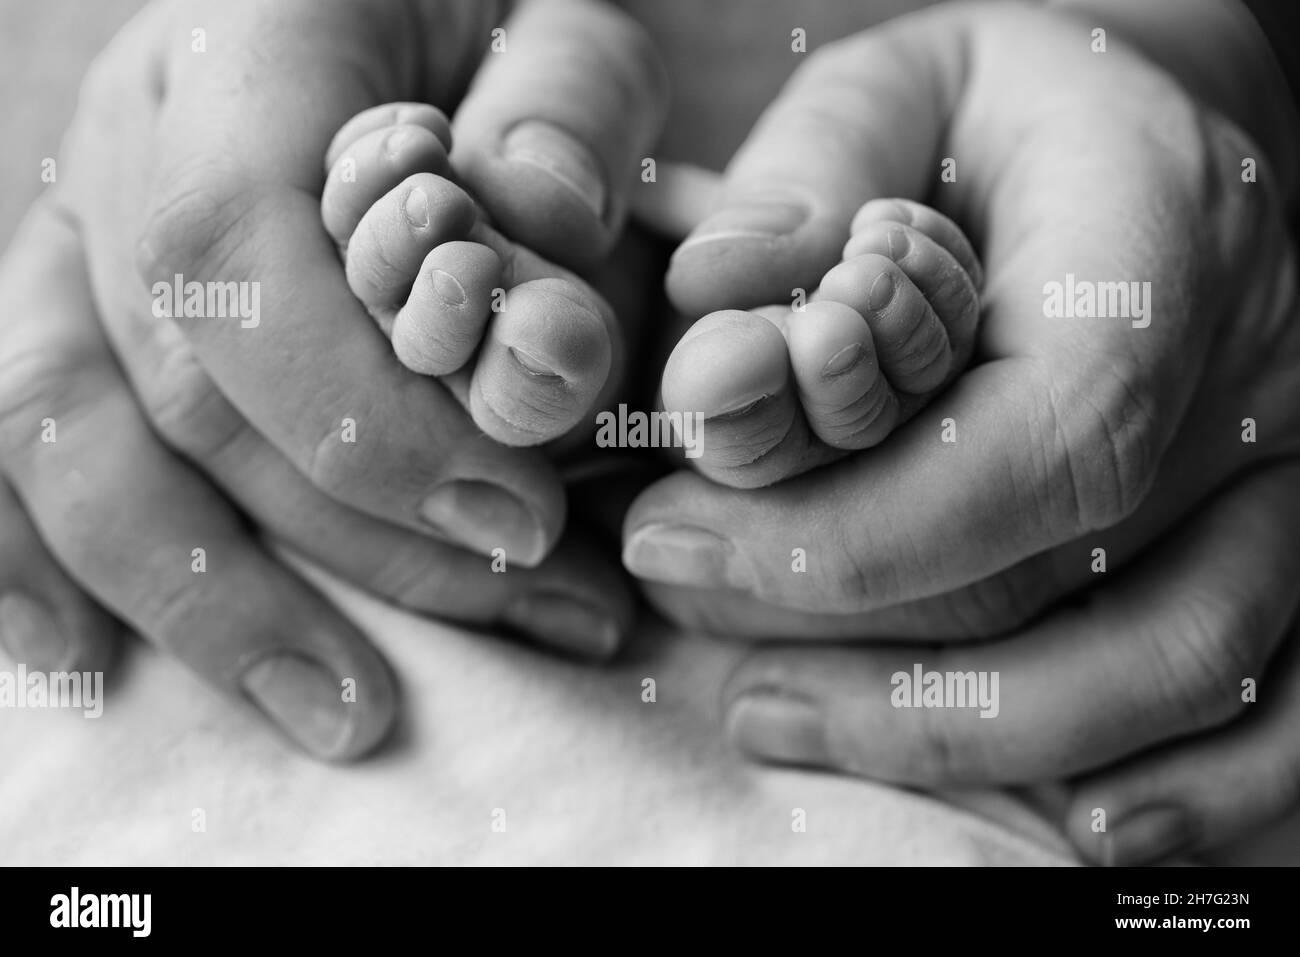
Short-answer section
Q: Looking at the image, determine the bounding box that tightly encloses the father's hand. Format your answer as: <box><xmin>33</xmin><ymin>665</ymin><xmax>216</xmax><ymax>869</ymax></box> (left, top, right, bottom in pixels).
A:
<box><xmin>625</xmin><ymin>0</ymin><xmax>1300</xmax><ymax>861</ymax></box>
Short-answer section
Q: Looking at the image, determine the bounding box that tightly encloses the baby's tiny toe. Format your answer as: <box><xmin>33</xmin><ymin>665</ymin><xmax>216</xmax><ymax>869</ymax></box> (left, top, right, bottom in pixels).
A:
<box><xmin>843</xmin><ymin>219</ymin><xmax>980</xmax><ymax>368</ymax></box>
<box><xmin>662</xmin><ymin>310</ymin><xmax>789</xmax><ymax>420</ymax></box>
<box><xmin>786</xmin><ymin>300</ymin><xmax>899</xmax><ymax>449</ymax></box>
<box><xmin>326</xmin><ymin>103</ymin><xmax>452</xmax><ymax>171</ymax></box>
<box><xmin>850</xmin><ymin>198</ymin><xmax>983</xmax><ymax>290</ymax></box>
<box><xmin>469</xmin><ymin>278</ymin><xmax>613</xmax><ymax>446</ymax></box>
<box><xmin>820</xmin><ymin>253</ymin><xmax>954</xmax><ymax>395</ymax></box>
<box><xmin>392</xmin><ymin>241</ymin><xmax>503</xmax><ymax>376</ymax></box>
<box><xmin>344</xmin><ymin>173</ymin><xmax>477</xmax><ymax>321</ymax></box>
<box><xmin>661</xmin><ymin>309</ymin><xmax>831</xmax><ymax>488</ymax></box>
<box><xmin>322</xmin><ymin>121</ymin><xmax>452</xmax><ymax>245</ymax></box>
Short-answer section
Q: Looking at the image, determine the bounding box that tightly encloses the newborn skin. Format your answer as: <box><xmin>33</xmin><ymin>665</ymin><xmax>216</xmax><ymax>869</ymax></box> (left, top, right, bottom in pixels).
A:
<box><xmin>321</xmin><ymin>102</ymin><xmax>618</xmax><ymax>447</ymax></box>
<box><xmin>659</xmin><ymin>198</ymin><xmax>982</xmax><ymax>488</ymax></box>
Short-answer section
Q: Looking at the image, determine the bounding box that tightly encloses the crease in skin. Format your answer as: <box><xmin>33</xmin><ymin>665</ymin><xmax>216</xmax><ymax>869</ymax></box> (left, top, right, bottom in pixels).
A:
<box><xmin>477</xmin><ymin>375</ymin><xmax>572</xmax><ymax>442</ymax></box>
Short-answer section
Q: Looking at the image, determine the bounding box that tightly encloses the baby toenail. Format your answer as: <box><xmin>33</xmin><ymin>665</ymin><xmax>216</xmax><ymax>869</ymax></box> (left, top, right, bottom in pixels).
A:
<box><xmin>886</xmin><ymin>226</ymin><xmax>910</xmax><ymax>261</ymax></box>
<box><xmin>404</xmin><ymin>188</ymin><xmax>430</xmax><ymax>229</ymax></box>
<box><xmin>510</xmin><ymin>346</ymin><xmax>559</xmax><ymax>378</ymax></box>
<box><xmin>822</xmin><ymin>343</ymin><xmax>866</xmax><ymax>378</ymax></box>
<box><xmin>430</xmin><ymin>269</ymin><xmax>467</xmax><ymax>306</ymax></box>
<box><xmin>384</xmin><ymin>127</ymin><xmax>411</xmax><ymax>158</ymax></box>
<box><xmin>868</xmin><ymin>272</ymin><xmax>895</xmax><ymax>311</ymax></box>
<box><xmin>503</xmin><ymin>120</ymin><xmax>607</xmax><ymax>218</ymax></box>
<box><xmin>713</xmin><ymin>394</ymin><xmax>770</xmax><ymax>418</ymax></box>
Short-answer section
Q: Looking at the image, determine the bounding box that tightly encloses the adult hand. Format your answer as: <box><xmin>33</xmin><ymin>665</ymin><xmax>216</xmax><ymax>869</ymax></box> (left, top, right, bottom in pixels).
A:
<box><xmin>623</xmin><ymin>0</ymin><xmax>1300</xmax><ymax>861</ymax></box>
<box><xmin>0</xmin><ymin>0</ymin><xmax>666</xmax><ymax>759</ymax></box>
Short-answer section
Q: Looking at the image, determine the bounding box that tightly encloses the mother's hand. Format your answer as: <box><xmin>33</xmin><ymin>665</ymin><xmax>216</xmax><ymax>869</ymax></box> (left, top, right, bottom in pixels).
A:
<box><xmin>0</xmin><ymin>0</ymin><xmax>666</xmax><ymax>758</ymax></box>
<box><xmin>625</xmin><ymin>1</ymin><xmax>1300</xmax><ymax>860</ymax></box>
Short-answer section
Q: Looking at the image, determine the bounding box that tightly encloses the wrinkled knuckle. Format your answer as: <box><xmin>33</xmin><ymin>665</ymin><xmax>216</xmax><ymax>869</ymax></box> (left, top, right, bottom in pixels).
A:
<box><xmin>368</xmin><ymin>545</ymin><xmax>456</xmax><ymax>612</ymax></box>
<box><xmin>1160</xmin><ymin>596</ymin><xmax>1260</xmax><ymax>730</ymax></box>
<box><xmin>0</xmin><ymin>345</ymin><xmax>94</xmax><ymax>456</ymax></box>
<box><xmin>136</xmin><ymin>340</ymin><xmax>242</xmax><ymax>460</ymax></box>
<box><xmin>1039</xmin><ymin>360</ymin><xmax>1158</xmax><ymax>537</ymax></box>
<box><xmin>135</xmin><ymin>169</ymin><xmax>250</xmax><ymax>284</ymax></box>
<box><xmin>137</xmin><ymin>574</ymin><xmax>214</xmax><ymax>662</ymax></box>
<box><xmin>910</xmin><ymin>702</ymin><xmax>977</xmax><ymax>782</ymax></box>
<box><xmin>828</xmin><ymin>528</ymin><xmax>899</xmax><ymax>611</ymax></box>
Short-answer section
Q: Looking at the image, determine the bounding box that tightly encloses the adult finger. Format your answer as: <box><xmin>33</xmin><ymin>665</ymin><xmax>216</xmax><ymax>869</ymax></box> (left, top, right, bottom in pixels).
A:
<box><xmin>452</xmin><ymin>0</ymin><xmax>669</xmax><ymax>269</ymax></box>
<box><xmin>665</xmin><ymin>7</ymin><xmax>962</xmax><ymax>316</ymax></box>
<box><xmin>0</xmin><ymin>479</ymin><xmax>119</xmax><ymax>674</ymax></box>
<box><xmin>0</xmin><ymin>200</ymin><xmax>395</xmax><ymax>761</ymax></box>
<box><xmin>718</xmin><ymin>459</ymin><xmax>1300</xmax><ymax>785</ymax></box>
<box><xmin>1068</xmin><ymin>606</ymin><xmax>1300</xmax><ymax>865</ymax></box>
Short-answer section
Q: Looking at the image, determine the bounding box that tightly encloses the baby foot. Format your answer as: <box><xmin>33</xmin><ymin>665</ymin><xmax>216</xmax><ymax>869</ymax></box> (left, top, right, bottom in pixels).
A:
<box><xmin>320</xmin><ymin>102</ymin><xmax>617</xmax><ymax>446</ymax></box>
<box><xmin>660</xmin><ymin>199</ymin><xmax>982</xmax><ymax>487</ymax></box>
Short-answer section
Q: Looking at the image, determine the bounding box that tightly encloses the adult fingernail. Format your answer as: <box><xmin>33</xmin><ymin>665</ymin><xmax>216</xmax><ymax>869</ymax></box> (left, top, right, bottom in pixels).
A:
<box><xmin>0</xmin><ymin>593</ymin><xmax>69</xmax><ymax>670</ymax></box>
<box><xmin>727</xmin><ymin>691</ymin><xmax>833</xmax><ymax>766</ymax></box>
<box><xmin>503</xmin><ymin>120</ymin><xmax>607</xmax><ymax>218</ymax></box>
<box><xmin>241</xmin><ymin>654</ymin><xmax>356</xmax><ymax>760</ymax></box>
<box><xmin>622</xmin><ymin>523</ymin><xmax>750</xmax><ymax>590</ymax></box>
<box><xmin>420</xmin><ymin>479</ymin><xmax>548</xmax><ymax>567</ymax></box>
<box><xmin>676</xmin><ymin>202</ymin><xmax>808</xmax><ymax>253</ymax></box>
<box><xmin>1108</xmin><ymin>804</ymin><xmax>1195</xmax><ymax>865</ymax></box>
<box><xmin>503</xmin><ymin>592</ymin><xmax>621</xmax><ymax>659</ymax></box>
<box><xmin>404</xmin><ymin>188</ymin><xmax>430</xmax><ymax>229</ymax></box>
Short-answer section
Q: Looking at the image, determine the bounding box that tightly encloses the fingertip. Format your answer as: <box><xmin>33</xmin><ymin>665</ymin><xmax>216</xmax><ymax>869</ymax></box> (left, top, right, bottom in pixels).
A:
<box><xmin>666</xmin><ymin>204</ymin><xmax>843</xmax><ymax>316</ymax></box>
<box><xmin>240</xmin><ymin>643</ymin><xmax>398</xmax><ymax>763</ymax></box>
<box><xmin>325</xmin><ymin>102</ymin><xmax>453</xmax><ymax>171</ymax></box>
<box><xmin>0</xmin><ymin>590</ymin><xmax>120</xmax><ymax>676</ymax></box>
<box><xmin>457</xmin><ymin>121</ymin><xmax>615</xmax><ymax>271</ymax></box>
<box><xmin>322</xmin><ymin>124</ymin><xmax>452</xmax><ymax>243</ymax></box>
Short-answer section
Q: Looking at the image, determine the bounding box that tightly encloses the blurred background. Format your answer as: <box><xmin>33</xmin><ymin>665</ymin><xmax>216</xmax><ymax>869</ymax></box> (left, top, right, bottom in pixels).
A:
<box><xmin>0</xmin><ymin>0</ymin><xmax>144</xmax><ymax>247</ymax></box>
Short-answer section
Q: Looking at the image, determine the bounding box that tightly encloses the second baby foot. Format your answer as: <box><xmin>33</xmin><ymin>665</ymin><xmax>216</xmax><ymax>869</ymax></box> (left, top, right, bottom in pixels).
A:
<box><xmin>660</xmin><ymin>199</ymin><xmax>982</xmax><ymax>487</ymax></box>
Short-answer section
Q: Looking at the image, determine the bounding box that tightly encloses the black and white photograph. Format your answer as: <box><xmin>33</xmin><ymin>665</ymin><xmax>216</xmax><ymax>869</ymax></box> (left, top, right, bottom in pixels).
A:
<box><xmin>0</xmin><ymin>0</ymin><xmax>1297</xmax><ymax>896</ymax></box>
